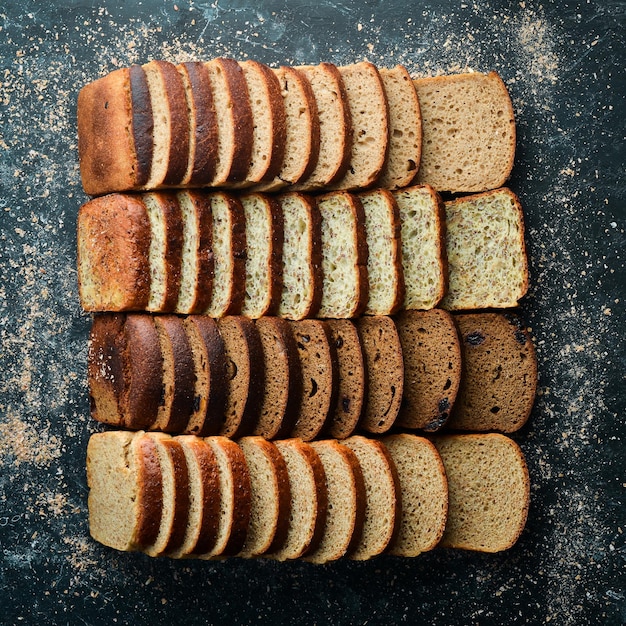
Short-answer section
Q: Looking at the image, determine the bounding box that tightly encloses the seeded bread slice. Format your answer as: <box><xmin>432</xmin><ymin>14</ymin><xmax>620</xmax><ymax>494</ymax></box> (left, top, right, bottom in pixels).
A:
<box><xmin>377</xmin><ymin>65</ymin><xmax>422</xmax><ymax>190</ymax></box>
<box><xmin>359</xmin><ymin>189</ymin><xmax>405</xmax><ymax>316</ymax></box>
<box><xmin>432</xmin><ymin>433</ymin><xmax>530</xmax><ymax>552</ymax></box>
<box><xmin>395</xmin><ymin>309</ymin><xmax>462</xmax><ymax>432</ymax></box>
<box><xmin>383</xmin><ymin>434</ymin><xmax>448</xmax><ymax>557</ymax></box>
<box><xmin>441</xmin><ymin>188</ymin><xmax>528</xmax><ymax>310</ymax></box>
<box><xmin>414</xmin><ymin>71</ymin><xmax>516</xmax><ymax>193</ymax></box>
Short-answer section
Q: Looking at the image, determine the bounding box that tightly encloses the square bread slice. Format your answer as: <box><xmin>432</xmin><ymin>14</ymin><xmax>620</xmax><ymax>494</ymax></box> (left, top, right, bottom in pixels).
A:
<box><xmin>413</xmin><ymin>71</ymin><xmax>516</xmax><ymax>193</ymax></box>
<box><xmin>441</xmin><ymin>188</ymin><xmax>529</xmax><ymax>310</ymax></box>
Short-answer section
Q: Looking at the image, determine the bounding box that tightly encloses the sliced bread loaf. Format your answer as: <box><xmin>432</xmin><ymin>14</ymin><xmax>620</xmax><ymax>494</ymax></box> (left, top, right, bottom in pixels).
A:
<box><xmin>441</xmin><ymin>188</ymin><xmax>528</xmax><ymax>310</ymax></box>
<box><xmin>432</xmin><ymin>433</ymin><xmax>530</xmax><ymax>552</ymax></box>
<box><xmin>413</xmin><ymin>71</ymin><xmax>516</xmax><ymax>193</ymax></box>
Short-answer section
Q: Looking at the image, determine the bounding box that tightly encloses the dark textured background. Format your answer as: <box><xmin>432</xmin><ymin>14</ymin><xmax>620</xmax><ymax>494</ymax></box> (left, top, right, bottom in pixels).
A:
<box><xmin>1</xmin><ymin>1</ymin><xmax>624</xmax><ymax>624</ymax></box>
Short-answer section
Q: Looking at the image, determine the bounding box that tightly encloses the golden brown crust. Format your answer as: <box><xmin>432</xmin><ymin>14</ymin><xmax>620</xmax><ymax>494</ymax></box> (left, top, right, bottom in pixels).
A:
<box><xmin>135</xmin><ymin>434</ymin><xmax>164</xmax><ymax>549</ymax></box>
<box><xmin>223</xmin><ymin>193</ymin><xmax>247</xmax><ymax>316</ymax></box>
<box><xmin>160</xmin><ymin>438</ymin><xmax>191</xmax><ymax>554</ymax></box>
<box><xmin>298</xmin><ymin>441</ymin><xmax>329</xmax><ymax>557</ymax></box>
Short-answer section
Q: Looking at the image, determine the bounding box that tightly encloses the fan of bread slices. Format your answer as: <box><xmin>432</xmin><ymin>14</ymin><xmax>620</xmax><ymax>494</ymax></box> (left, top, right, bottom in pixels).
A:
<box><xmin>76</xmin><ymin>58</ymin><xmax>536</xmax><ymax>560</ymax></box>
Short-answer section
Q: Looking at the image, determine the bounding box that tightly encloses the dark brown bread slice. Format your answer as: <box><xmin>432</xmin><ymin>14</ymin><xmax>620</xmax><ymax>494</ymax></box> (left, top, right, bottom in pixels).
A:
<box><xmin>447</xmin><ymin>313</ymin><xmax>537</xmax><ymax>432</ymax></box>
<box><xmin>88</xmin><ymin>313</ymin><xmax>163</xmax><ymax>430</ymax></box>
<box><xmin>77</xmin><ymin>194</ymin><xmax>151</xmax><ymax>312</ymax></box>
<box><xmin>432</xmin><ymin>433</ymin><xmax>530</xmax><ymax>552</ymax></box>
<box><xmin>267</xmin><ymin>439</ymin><xmax>328</xmax><ymax>561</ymax></box>
<box><xmin>216</xmin><ymin>316</ymin><xmax>264</xmax><ymax>439</ymax></box>
<box><xmin>323</xmin><ymin>319</ymin><xmax>365</xmax><ymax>440</ymax></box>
<box><xmin>237</xmin><ymin>437</ymin><xmax>291</xmax><ymax>558</ymax></box>
<box><xmin>181</xmin><ymin>316</ymin><xmax>228</xmax><ymax>436</ymax></box>
<box><xmin>289</xmin><ymin>319</ymin><xmax>338</xmax><ymax>442</ymax></box>
<box><xmin>383</xmin><ymin>434</ymin><xmax>448</xmax><ymax>557</ymax></box>
<box><xmin>253</xmin><ymin>317</ymin><xmax>302</xmax><ymax>440</ymax></box>
<box><xmin>176</xmin><ymin>61</ymin><xmax>219</xmax><ymax>186</ymax></box>
<box><xmin>356</xmin><ymin>316</ymin><xmax>404</xmax><ymax>434</ymax></box>
<box><xmin>87</xmin><ymin>431</ymin><xmax>163</xmax><ymax>552</ymax></box>
<box><xmin>395</xmin><ymin>309</ymin><xmax>462</xmax><ymax>432</ymax></box>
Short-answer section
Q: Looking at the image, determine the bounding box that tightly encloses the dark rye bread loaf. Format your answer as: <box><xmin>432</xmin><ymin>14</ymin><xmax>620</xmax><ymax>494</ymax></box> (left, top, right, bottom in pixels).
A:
<box><xmin>395</xmin><ymin>309</ymin><xmax>462</xmax><ymax>432</ymax></box>
<box><xmin>447</xmin><ymin>312</ymin><xmax>537</xmax><ymax>432</ymax></box>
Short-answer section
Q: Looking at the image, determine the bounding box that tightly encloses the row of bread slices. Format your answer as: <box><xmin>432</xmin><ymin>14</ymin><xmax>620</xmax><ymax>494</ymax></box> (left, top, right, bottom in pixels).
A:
<box><xmin>77</xmin><ymin>186</ymin><xmax>529</xmax><ymax>317</ymax></box>
<box><xmin>88</xmin><ymin>310</ymin><xmax>538</xmax><ymax>441</ymax></box>
<box><xmin>87</xmin><ymin>430</ymin><xmax>530</xmax><ymax>561</ymax></box>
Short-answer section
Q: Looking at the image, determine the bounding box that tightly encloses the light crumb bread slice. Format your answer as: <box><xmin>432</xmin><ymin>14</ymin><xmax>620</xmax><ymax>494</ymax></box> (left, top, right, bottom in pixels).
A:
<box><xmin>77</xmin><ymin>65</ymin><xmax>154</xmax><ymax>196</ymax></box>
<box><xmin>240</xmin><ymin>193</ymin><xmax>284</xmax><ymax>318</ymax></box>
<box><xmin>342</xmin><ymin>436</ymin><xmax>400</xmax><ymax>560</ymax></box>
<box><xmin>199</xmin><ymin>437</ymin><xmax>251</xmax><ymax>558</ymax></box>
<box><xmin>292</xmin><ymin>63</ymin><xmax>352</xmax><ymax>191</ymax></box>
<box><xmin>267</xmin><ymin>439</ymin><xmax>328</xmax><ymax>561</ymax></box>
<box><xmin>77</xmin><ymin>194</ymin><xmax>151</xmax><ymax>312</ymax></box>
<box><xmin>330</xmin><ymin>62</ymin><xmax>389</xmax><ymax>191</ymax></box>
<box><xmin>204</xmin><ymin>192</ymin><xmax>247</xmax><ymax>318</ymax></box>
<box><xmin>316</xmin><ymin>191</ymin><xmax>369</xmax><ymax>319</ymax></box>
<box><xmin>304</xmin><ymin>440</ymin><xmax>366</xmax><ymax>564</ymax></box>
<box><xmin>88</xmin><ymin>313</ymin><xmax>163</xmax><ymax>430</ymax></box>
<box><xmin>176</xmin><ymin>61</ymin><xmax>219</xmax><ymax>186</ymax></box>
<box><xmin>141</xmin><ymin>60</ymin><xmax>189</xmax><ymax>188</ymax></box>
<box><xmin>276</xmin><ymin>192</ymin><xmax>323</xmax><ymax>321</ymax></box>
<box><xmin>448</xmin><ymin>313</ymin><xmax>537</xmax><ymax>432</ymax></box>
<box><xmin>359</xmin><ymin>189</ymin><xmax>405</xmax><ymax>316</ymax></box>
<box><xmin>441</xmin><ymin>188</ymin><xmax>529</xmax><ymax>310</ymax></box>
<box><xmin>383</xmin><ymin>434</ymin><xmax>448</xmax><ymax>557</ymax></box>
<box><xmin>395</xmin><ymin>309</ymin><xmax>462</xmax><ymax>432</ymax></box>
<box><xmin>289</xmin><ymin>320</ymin><xmax>338</xmax><ymax>442</ymax></box>
<box><xmin>432</xmin><ymin>434</ymin><xmax>530</xmax><ymax>552</ymax></box>
<box><xmin>174</xmin><ymin>191</ymin><xmax>214</xmax><ymax>314</ymax></box>
<box><xmin>324</xmin><ymin>319</ymin><xmax>365</xmax><ymax>440</ymax></box>
<box><xmin>204</xmin><ymin>57</ymin><xmax>254</xmax><ymax>185</ymax></box>
<box><xmin>237</xmin><ymin>437</ymin><xmax>291</xmax><ymax>558</ymax></box>
<box><xmin>87</xmin><ymin>431</ymin><xmax>163</xmax><ymax>552</ymax></box>
<box><xmin>377</xmin><ymin>65</ymin><xmax>422</xmax><ymax>189</ymax></box>
<box><xmin>355</xmin><ymin>316</ymin><xmax>404</xmax><ymax>434</ymax></box>
<box><xmin>414</xmin><ymin>71</ymin><xmax>516</xmax><ymax>193</ymax></box>
<box><xmin>181</xmin><ymin>316</ymin><xmax>228</xmax><ymax>437</ymax></box>
<box><xmin>216</xmin><ymin>316</ymin><xmax>264</xmax><ymax>439</ymax></box>
<box><xmin>393</xmin><ymin>184</ymin><xmax>447</xmax><ymax>310</ymax></box>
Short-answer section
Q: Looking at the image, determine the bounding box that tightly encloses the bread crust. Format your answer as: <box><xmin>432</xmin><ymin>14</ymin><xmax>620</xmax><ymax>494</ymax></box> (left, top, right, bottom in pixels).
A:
<box><xmin>133</xmin><ymin>433</ymin><xmax>164</xmax><ymax>549</ymax></box>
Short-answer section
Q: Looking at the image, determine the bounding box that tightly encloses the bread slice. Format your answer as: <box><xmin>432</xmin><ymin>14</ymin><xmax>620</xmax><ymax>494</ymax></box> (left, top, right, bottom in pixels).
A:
<box><xmin>77</xmin><ymin>194</ymin><xmax>151</xmax><ymax>312</ymax></box>
<box><xmin>432</xmin><ymin>433</ymin><xmax>530</xmax><ymax>552</ymax></box>
<box><xmin>447</xmin><ymin>312</ymin><xmax>537</xmax><ymax>432</ymax></box>
<box><xmin>276</xmin><ymin>192</ymin><xmax>323</xmax><ymax>321</ymax></box>
<box><xmin>377</xmin><ymin>65</ymin><xmax>422</xmax><ymax>190</ymax></box>
<box><xmin>395</xmin><ymin>309</ymin><xmax>462</xmax><ymax>431</ymax></box>
<box><xmin>240</xmin><ymin>193</ymin><xmax>284</xmax><ymax>318</ymax></box>
<box><xmin>237</xmin><ymin>437</ymin><xmax>291</xmax><ymax>558</ymax></box>
<box><xmin>383</xmin><ymin>434</ymin><xmax>448</xmax><ymax>557</ymax></box>
<box><xmin>292</xmin><ymin>63</ymin><xmax>352</xmax><ymax>191</ymax></box>
<box><xmin>87</xmin><ymin>431</ymin><xmax>163</xmax><ymax>552</ymax></box>
<box><xmin>304</xmin><ymin>440</ymin><xmax>366</xmax><ymax>564</ymax></box>
<box><xmin>267</xmin><ymin>439</ymin><xmax>328</xmax><ymax>561</ymax></box>
<box><xmin>329</xmin><ymin>62</ymin><xmax>388</xmax><ymax>191</ymax></box>
<box><xmin>359</xmin><ymin>189</ymin><xmax>405</xmax><ymax>315</ymax></box>
<box><xmin>176</xmin><ymin>61</ymin><xmax>219</xmax><ymax>186</ymax></box>
<box><xmin>289</xmin><ymin>319</ymin><xmax>338</xmax><ymax>442</ymax></box>
<box><xmin>342</xmin><ymin>435</ymin><xmax>400</xmax><ymax>560</ymax></box>
<box><xmin>355</xmin><ymin>316</ymin><xmax>404</xmax><ymax>434</ymax></box>
<box><xmin>204</xmin><ymin>192</ymin><xmax>246</xmax><ymax>318</ymax></box>
<box><xmin>441</xmin><ymin>188</ymin><xmax>528</xmax><ymax>310</ymax></box>
<box><xmin>392</xmin><ymin>184</ymin><xmax>446</xmax><ymax>311</ymax></box>
<box><xmin>316</xmin><ymin>191</ymin><xmax>369</xmax><ymax>319</ymax></box>
<box><xmin>88</xmin><ymin>313</ymin><xmax>163</xmax><ymax>430</ymax></box>
<box><xmin>323</xmin><ymin>319</ymin><xmax>365</xmax><ymax>440</ymax></box>
<box><xmin>414</xmin><ymin>71</ymin><xmax>516</xmax><ymax>193</ymax></box>
<box><xmin>216</xmin><ymin>316</ymin><xmax>264</xmax><ymax>438</ymax></box>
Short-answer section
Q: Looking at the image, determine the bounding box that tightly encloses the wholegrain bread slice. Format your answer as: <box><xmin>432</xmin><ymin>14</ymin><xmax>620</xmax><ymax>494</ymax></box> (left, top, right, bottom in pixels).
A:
<box><xmin>413</xmin><ymin>71</ymin><xmax>516</xmax><ymax>193</ymax></box>
<box><xmin>383</xmin><ymin>434</ymin><xmax>448</xmax><ymax>557</ymax></box>
<box><xmin>432</xmin><ymin>433</ymin><xmax>530</xmax><ymax>552</ymax></box>
<box><xmin>441</xmin><ymin>188</ymin><xmax>528</xmax><ymax>310</ymax></box>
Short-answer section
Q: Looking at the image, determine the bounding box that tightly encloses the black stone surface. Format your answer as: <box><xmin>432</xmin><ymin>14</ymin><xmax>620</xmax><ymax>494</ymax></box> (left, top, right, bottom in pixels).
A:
<box><xmin>1</xmin><ymin>1</ymin><xmax>624</xmax><ymax>624</ymax></box>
